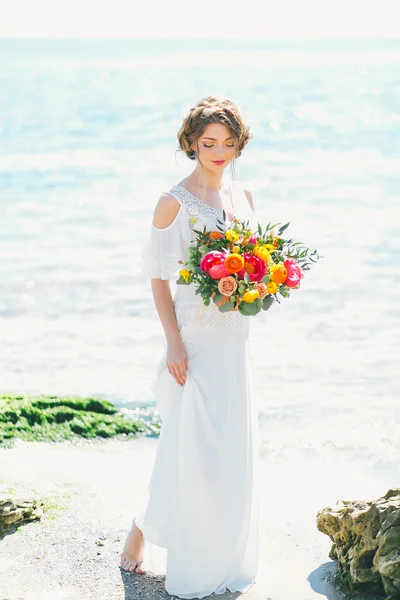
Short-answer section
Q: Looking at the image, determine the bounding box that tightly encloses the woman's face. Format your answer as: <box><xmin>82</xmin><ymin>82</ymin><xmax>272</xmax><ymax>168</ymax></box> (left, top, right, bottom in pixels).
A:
<box><xmin>192</xmin><ymin>122</ymin><xmax>236</xmax><ymax>171</ymax></box>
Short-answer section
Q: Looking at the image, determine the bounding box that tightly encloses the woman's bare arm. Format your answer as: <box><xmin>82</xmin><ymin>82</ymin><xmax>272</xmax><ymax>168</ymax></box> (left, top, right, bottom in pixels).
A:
<box><xmin>150</xmin><ymin>193</ymin><xmax>188</xmax><ymax>386</ymax></box>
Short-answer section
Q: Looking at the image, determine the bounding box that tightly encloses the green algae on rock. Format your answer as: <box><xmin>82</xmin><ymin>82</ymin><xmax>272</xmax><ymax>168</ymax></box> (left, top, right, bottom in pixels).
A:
<box><xmin>0</xmin><ymin>393</ymin><xmax>160</xmax><ymax>447</ymax></box>
<box><xmin>317</xmin><ymin>488</ymin><xmax>400</xmax><ymax>599</ymax></box>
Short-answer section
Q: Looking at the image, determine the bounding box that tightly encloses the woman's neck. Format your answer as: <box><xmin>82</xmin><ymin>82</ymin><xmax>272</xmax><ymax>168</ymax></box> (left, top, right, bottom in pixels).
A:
<box><xmin>190</xmin><ymin>166</ymin><xmax>225</xmax><ymax>191</ymax></box>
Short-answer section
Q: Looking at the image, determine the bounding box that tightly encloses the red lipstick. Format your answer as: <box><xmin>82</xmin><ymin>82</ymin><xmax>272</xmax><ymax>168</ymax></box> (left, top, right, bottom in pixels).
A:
<box><xmin>212</xmin><ymin>160</ymin><xmax>225</xmax><ymax>165</ymax></box>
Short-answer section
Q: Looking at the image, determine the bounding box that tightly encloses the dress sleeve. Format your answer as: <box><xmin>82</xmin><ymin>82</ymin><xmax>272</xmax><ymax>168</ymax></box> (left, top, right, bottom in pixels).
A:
<box><xmin>137</xmin><ymin>200</ymin><xmax>188</xmax><ymax>281</ymax></box>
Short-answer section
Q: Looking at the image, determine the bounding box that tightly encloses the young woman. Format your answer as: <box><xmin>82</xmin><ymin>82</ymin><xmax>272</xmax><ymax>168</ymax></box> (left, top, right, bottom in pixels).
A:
<box><xmin>121</xmin><ymin>96</ymin><xmax>260</xmax><ymax>599</ymax></box>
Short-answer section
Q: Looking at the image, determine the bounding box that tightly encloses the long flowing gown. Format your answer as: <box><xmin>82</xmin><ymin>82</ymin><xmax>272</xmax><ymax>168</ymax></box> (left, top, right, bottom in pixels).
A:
<box><xmin>135</xmin><ymin>182</ymin><xmax>260</xmax><ymax>599</ymax></box>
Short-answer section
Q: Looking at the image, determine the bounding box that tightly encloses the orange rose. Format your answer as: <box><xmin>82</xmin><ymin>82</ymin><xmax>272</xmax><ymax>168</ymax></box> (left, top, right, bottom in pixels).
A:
<box><xmin>217</xmin><ymin>276</ymin><xmax>238</xmax><ymax>297</ymax></box>
<box><xmin>254</xmin><ymin>282</ymin><xmax>268</xmax><ymax>300</ymax></box>
<box><xmin>209</xmin><ymin>231</ymin><xmax>224</xmax><ymax>239</ymax></box>
<box><xmin>225</xmin><ymin>253</ymin><xmax>245</xmax><ymax>274</ymax></box>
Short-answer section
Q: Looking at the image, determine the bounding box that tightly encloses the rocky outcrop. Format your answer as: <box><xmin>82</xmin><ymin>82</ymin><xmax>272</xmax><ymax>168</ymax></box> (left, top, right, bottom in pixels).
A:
<box><xmin>317</xmin><ymin>488</ymin><xmax>400</xmax><ymax>599</ymax></box>
<box><xmin>0</xmin><ymin>492</ymin><xmax>44</xmax><ymax>536</ymax></box>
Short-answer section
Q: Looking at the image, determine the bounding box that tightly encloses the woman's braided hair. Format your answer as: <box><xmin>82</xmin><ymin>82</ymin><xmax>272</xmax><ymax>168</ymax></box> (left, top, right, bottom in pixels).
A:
<box><xmin>177</xmin><ymin>96</ymin><xmax>252</xmax><ymax>160</ymax></box>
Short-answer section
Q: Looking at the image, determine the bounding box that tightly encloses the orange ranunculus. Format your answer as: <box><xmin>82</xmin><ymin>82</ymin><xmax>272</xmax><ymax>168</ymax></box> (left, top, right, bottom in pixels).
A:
<box><xmin>270</xmin><ymin>264</ymin><xmax>288</xmax><ymax>284</ymax></box>
<box><xmin>225</xmin><ymin>253</ymin><xmax>244</xmax><ymax>273</ymax></box>
<box><xmin>209</xmin><ymin>231</ymin><xmax>224</xmax><ymax>239</ymax></box>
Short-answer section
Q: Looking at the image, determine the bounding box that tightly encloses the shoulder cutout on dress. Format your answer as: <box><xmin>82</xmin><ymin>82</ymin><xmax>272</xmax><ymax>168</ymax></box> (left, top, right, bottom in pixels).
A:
<box><xmin>152</xmin><ymin>192</ymin><xmax>183</xmax><ymax>230</ymax></box>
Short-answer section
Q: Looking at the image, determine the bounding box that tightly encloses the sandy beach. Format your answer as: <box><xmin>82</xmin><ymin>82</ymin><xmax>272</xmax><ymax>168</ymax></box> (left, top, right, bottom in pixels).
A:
<box><xmin>0</xmin><ymin>434</ymin><xmax>396</xmax><ymax>600</ymax></box>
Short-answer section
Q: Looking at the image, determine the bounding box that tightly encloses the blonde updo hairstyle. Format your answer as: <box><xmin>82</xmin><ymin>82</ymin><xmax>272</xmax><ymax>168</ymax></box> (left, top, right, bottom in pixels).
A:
<box><xmin>177</xmin><ymin>96</ymin><xmax>252</xmax><ymax>180</ymax></box>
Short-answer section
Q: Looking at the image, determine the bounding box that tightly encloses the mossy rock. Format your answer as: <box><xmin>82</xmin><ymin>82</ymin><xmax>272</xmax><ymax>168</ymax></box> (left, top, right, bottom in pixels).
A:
<box><xmin>317</xmin><ymin>488</ymin><xmax>400</xmax><ymax>599</ymax></box>
<box><xmin>0</xmin><ymin>393</ymin><xmax>160</xmax><ymax>447</ymax></box>
<box><xmin>0</xmin><ymin>483</ymin><xmax>44</xmax><ymax>536</ymax></box>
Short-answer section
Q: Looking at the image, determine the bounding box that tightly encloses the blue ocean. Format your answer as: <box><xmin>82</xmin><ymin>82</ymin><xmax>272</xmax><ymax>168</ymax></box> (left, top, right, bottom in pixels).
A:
<box><xmin>0</xmin><ymin>38</ymin><xmax>399</xmax><ymax>464</ymax></box>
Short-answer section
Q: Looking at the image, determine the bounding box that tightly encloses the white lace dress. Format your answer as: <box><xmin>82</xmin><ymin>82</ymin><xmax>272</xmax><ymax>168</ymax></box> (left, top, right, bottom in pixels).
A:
<box><xmin>135</xmin><ymin>183</ymin><xmax>260</xmax><ymax>599</ymax></box>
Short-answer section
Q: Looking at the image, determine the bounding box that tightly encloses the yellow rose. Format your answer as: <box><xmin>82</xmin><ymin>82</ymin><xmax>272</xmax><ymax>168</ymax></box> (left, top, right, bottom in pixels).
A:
<box><xmin>264</xmin><ymin>243</ymin><xmax>276</xmax><ymax>252</ymax></box>
<box><xmin>253</xmin><ymin>245</ymin><xmax>271</xmax><ymax>263</ymax></box>
<box><xmin>179</xmin><ymin>269</ymin><xmax>191</xmax><ymax>283</ymax></box>
<box><xmin>225</xmin><ymin>229</ymin><xmax>239</xmax><ymax>243</ymax></box>
<box><xmin>232</xmin><ymin>245</ymin><xmax>241</xmax><ymax>253</ymax></box>
<box><xmin>243</xmin><ymin>289</ymin><xmax>260</xmax><ymax>303</ymax></box>
<box><xmin>266</xmin><ymin>281</ymin><xmax>278</xmax><ymax>294</ymax></box>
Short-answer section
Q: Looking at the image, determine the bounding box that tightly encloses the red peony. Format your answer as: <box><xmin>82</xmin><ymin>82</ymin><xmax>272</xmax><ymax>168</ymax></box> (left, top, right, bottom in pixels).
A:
<box><xmin>284</xmin><ymin>258</ymin><xmax>304</xmax><ymax>288</ymax></box>
<box><xmin>237</xmin><ymin>252</ymin><xmax>267</xmax><ymax>283</ymax></box>
<box><xmin>200</xmin><ymin>251</ymin><xmax>230</xmax><ymax>279</ymax></box>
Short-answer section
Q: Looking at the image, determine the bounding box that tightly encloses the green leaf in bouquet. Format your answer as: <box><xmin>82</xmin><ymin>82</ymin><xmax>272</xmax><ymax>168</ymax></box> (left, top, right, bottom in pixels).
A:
<box><xmin>246</xmin><ymin>243</ymin><xmax>256</xmax><ymax>250</ymax></box>
<box><xmin>203</xmin><ymin>297</ymin><xmax>211</xmax><ymax>306</ymax></box>
<box><xmin>244</xmin><ymin>272</ymin><xmax>250</xmax><ymax>284</ymax></box>
<box><xmin>176</xmin><ymin>279</ymin><xmax>188</xmax><ymax>285</ymax></box>
<box><xmin>261</xmin><ymin>296</ymin><xmax>274</xmax><ymax>311</ymax></box>
<box><xmin>229</xmin><ymin>295</ymin><xmax>236</xmax><ymax>303</ymax></box>
<box><xmin>240</xmin><ymin>301</ymin><xmax>260</xmax><ymax>316</ymax></box>
<box><xmin>219</xmin><ymin>301</ymin><xmax>234</xmax><ymax>313</ymax></box>
<box><xmin>222</xmin><ymin>209</ymin><xmax>226</xmax><ymax>221</ymax></box>
<box><xmin>255</xmin><ymin>298</ymin><xmax>263</xmax><ymax>309</ymax></box>
<box><xmin>213</xmin><ymin>292</ymin><xmax>223</xmax><ymax>303</ymax></box>
<box><xmin>238</xmin><ymin>303</ymin><xmax>253</xmax><ymax>316</ymax></box>
<box><xmin>238</xmin><ymin>285</ymin><xmax>246</xmax><ymax>294</ymax></box>
<box><xmin>199</xmin><ymin>245</ymin><xmax>210</xmax><ymax>254</ymax></box>
<box><xmin>278</xmin><ymin>221</ymin><xmax>290</xmax><ymax>235</ymax></box>
<box><xmin>257</xmin><ymin>223</ymin><xmax>262</xmax><ymax>235</ymax></box>
<box><xmin>261</xmin><ymin>275</ymin><xmax>270</xmax><ymax>284</ymax></box>
<box><xmin>279</xmin><ymin>285</ymin><xmax>290</xmax><ymax>298</ymax></box>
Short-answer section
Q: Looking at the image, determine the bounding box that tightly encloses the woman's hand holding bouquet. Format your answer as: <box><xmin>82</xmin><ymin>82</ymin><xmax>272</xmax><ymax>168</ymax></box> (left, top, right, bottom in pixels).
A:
<box><xmin>177</xmin><ymin>212</ymin><xmax>321</xmax><ymax>317</ymax></box>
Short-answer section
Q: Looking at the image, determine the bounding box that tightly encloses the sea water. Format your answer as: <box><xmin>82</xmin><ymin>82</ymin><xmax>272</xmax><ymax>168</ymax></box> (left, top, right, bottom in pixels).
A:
<box><xmin>0</xmin><ymin>38</ymin><xmax>399</xmax><ymax>466</ymax></box>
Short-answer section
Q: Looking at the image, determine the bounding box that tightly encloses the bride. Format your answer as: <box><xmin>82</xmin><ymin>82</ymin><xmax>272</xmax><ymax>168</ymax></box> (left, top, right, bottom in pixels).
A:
<box><xmin>121</xmin><ymin>95</ymin><xmax>260</xmax><ymax>599</ymax></box>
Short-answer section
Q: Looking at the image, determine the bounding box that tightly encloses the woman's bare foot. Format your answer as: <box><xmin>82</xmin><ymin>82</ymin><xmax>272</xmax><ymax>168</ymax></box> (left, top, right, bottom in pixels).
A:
<box><xmin>120</xmin><ymin>521</ymin><xmax>146</xmax><ymax>573</ymax></box>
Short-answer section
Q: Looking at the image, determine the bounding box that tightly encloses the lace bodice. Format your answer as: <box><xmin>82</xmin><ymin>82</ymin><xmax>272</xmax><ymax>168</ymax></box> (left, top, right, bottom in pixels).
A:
<box><xmin>139</xmin><ymin>183</ymin><xmax>258</xmax><ymax>330</ymax></box>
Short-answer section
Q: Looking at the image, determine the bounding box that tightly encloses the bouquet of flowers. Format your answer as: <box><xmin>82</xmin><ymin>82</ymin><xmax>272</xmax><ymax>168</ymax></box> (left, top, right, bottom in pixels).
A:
<box><xmin>177</xmin><ymin>211</ymin><xmax>321</xmax><ymax>317</ymax></box>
